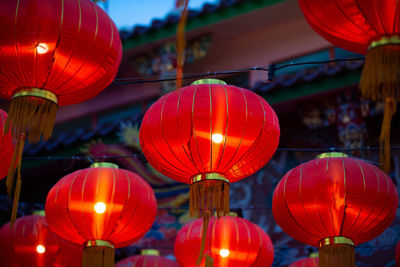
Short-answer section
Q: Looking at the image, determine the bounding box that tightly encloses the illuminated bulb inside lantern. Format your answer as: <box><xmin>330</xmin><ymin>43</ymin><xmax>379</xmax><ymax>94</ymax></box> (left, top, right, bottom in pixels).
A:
<box><xmin>36</xmin><ymin>245</ymin><xmax>46</xmax><ymax>254</ymax></box>
<box><xmin>36</xmin><ymin>43</ymin><xmax>48</xmax><ymax>54</ymax></box>
<box><xmin>212</xmin><ymin>133</ymin><xmax>223</xmax><ymax>143</ymax></box>
<box><xmin>219</xmin><ymin>249</ymin><xmax>229</xmax><ymax>258</ymax></box>
<box><xmin>94</xmin><ymin>202</ymin><xmax>106</xmax><ymax>214</ymax></box>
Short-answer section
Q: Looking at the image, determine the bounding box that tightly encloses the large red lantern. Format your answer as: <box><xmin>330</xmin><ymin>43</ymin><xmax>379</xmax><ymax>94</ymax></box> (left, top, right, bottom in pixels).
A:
<box><xmin>0</xmin><ymin>212</ymin><xmax>82</xmax><ymax>267</ymax></box>
<box><xmin>0</xmin><ymin>109</ymin><xmax>15</xmax><ymax>180</ymax></box>
<box><xmin>298</xmin><ymin>0</ymin><xmax>400</xmax><ymax>172</ymax></box>
<box><xmin>140</xmin><ymin>78</ymin><xmax>279</xmax><ymax>217</ymax></box>
<box><xmin>273</xmin><ymin>152</ymin><xmax>398</xmax><ymax>267</ymax></box>
<box><xmin>174</xmin><ymin>214</ymin><xmax>274</xmax><ymax>267</ymax></box>
<box><xmin>115</xmin><ymin>249</ymin><xmax>178</xmax><ymax>267</ymax></box>
<box><xmin>0</xmin><ymin>0</ymin><xmax>122</xmax><ymax>224</ymax></box>
<box><xmin>45</xmin><ymin>162</ymin><xmax>157</xmax><ymax>267</ymax></box>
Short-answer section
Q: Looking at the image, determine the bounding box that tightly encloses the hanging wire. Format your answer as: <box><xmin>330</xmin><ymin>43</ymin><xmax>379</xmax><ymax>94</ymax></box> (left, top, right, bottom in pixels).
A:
<box><xmin>21</xmin><ymin>145</ymin><xmax>400</xmax><ymax>160</ymax></box>
<box><xmin>113</xmin><ymin>57</ymin><xmax>365</xmax><ymax>85</ymax></box>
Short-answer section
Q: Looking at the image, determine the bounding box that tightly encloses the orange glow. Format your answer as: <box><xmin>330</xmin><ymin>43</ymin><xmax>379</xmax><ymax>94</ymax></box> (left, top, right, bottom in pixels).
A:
<box><xmin>36</xmin><ymin>245</ymin><xmax>46</xmax><ymax>254</ymax></box>
<box><xmin>36</xmin><ymin>43</ymin><xmax>48</xmax><ymax>54</ymax></box>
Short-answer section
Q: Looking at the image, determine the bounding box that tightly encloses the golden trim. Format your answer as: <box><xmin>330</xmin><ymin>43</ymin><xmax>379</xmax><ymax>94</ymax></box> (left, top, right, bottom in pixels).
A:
<box><xmin>319</xmin><ymin>236</ymin><xmax>354</xmax><ymax>247</ymax></box>
<box><xmin>316</xmin><ymin>152</ymin><xmax>348</xmax><ymax>159</ymax></box>
<box><xmin>190</xmin><ymin>173</ymin><xmax>229</xmax><ymax>184</ymax></box>
<box><xmin>141</xmin><ymin>249</ymin><xmax>160</xmax><ymax>256</ymax></box>
<box><xmin>228</xmin><ymin>212</ymin><xmax>238</xmax><ymax>217</ymax></box>
<box><xmin>369</xmin><ymin>36</ymin><xmax>400</xmax><ymax>50</ymax></box>
<box><xmin>191</xmin><ymin>79</ymin><xmax>227</xmax><ymax>85</ymax></box>
<box><xmin>32</xmin><ymin>210</ymin><xmax>45</xmax><ymax>216</ymax></box>
<box><xmin>12</xmin><ymin>88</ymin><xmax>58</xmax><ymax>104</ymax></box>
<box><xmin>309</xmin><ymin>252</ymin><xmax>318</xmax><ymax>258</ymax></box>
<box><xmin>85</xmin><ymin>240</ymin><xmax>114</xmax><ymax>248</ymax></box>
<box><xmin>90</xmin><ymin>162</ymin><xmax>119</xmax><ymax>169</ymax></box>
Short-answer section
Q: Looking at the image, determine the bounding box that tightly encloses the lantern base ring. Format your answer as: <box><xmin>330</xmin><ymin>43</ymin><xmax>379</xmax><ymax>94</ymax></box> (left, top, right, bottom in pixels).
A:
<box><xmin>319</xmin><ymin>236</ymin><xmax>354</xmax><ymax>247</ymax></box>
<box><xmin>12</xmin><ymin>88</ymin><xmax>58</xmax><ymax>104</ymax></box>
<box><xmin>190</xmin><ymin>173</ymin><xmax>229</xmax><ymax>184</ymax></box>
<box><xmin>85</xmin><ymin>240</ymin><xmax>114</xmax><ymax>249</ymax></box>
<box><xmin>369</xmin><ymin>36</ymin><xmax>400</xmax><ymax>50</ymax></box>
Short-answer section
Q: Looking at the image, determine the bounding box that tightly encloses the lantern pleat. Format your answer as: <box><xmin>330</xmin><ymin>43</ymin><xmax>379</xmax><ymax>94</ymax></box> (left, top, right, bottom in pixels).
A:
<box><xmin>45</xmin><ymin>164</ymin><xmax>157</xmax><ymax>267</ymax></box>
<box><xmin>273</xmin><ymin>154</ymin><xmax>398</xmax><ymax>267</ymax></box>
<box><xmin>298</xmin><ymin>0</ymin><xmax>400</xmax><ymax>171</ymax></box>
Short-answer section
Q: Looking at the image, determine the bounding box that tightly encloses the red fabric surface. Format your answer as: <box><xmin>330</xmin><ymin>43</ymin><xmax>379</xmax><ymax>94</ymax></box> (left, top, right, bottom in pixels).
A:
<box><xmin>0</xmin><ymin>0</ymin><xmax>122</xmax><ymax>105</ymax></box>
<box><xmin>115</xmin><ymin>255</ymin><xmax>179</xmax><ymax>267</ymax></box>
<box><xmin>272</xmin><ymin>156</ymin><xmax>398</xmax><ymax>246</ymax></box>
<box><xmin>174</xmin><ymin>215</ymin><xmax>274</xmax><ymax>267</ymax></box>
<box><xmin>45</xmin><ymin>165</ymin><xmax>157</xmax><ymax>248</ymax></box>
<box><xmin>139</xmin><ymin>82</ymin><xmax>280</xmax><ymax>184</ymax></box>
<box><xmin>298</xmin><ymin>0</ymin><xmax>400</xmax><ymax>54</ymax></box>
<box><xmin>0</xmin><ymin>214</ymin><xmax>82</xmax><ymax>267</ymax></box>
<box><xmin>0</xmin><ymin>109</ymin><xmax>14</xmax><ymax>179</ymax></box>
<box><xmin>288</xmin><ymin>257</ymin><xmax>319</xmax><ymax>267</ymax></box>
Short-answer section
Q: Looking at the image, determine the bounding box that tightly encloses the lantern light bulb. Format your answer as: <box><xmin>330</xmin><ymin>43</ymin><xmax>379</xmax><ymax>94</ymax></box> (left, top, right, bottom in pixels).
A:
<box><xmin>212</xmin><ymin>133</ymin><xmax>223</xmax><ymax>143</ymax></box>
<box><xmin>36</xmin><ymin>43</ymin><xmax>48</xmax><ymax>54</ymax></box>
<box><xmin>94</xmin><ymin>202</ymin><xmax>106</xmax><ymax>214</ymax></box>
<box><xmin>219</xmin><ymin>249</ymin><xmax>229</xmax><ymax>258</ymax></box>
<box><xmin>36</xmin><ymin>245</ymin><xmax>46</xmax><ymax>254</ymax></box>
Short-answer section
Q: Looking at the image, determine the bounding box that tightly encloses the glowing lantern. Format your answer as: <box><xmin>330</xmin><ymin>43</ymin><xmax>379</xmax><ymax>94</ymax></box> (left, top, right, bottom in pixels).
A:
<box><xmin>298</xmin><ymin>0</ymin><xmax>400</xmax><ymax>171</ymax></box>
<box><xmin>0</xmin><ymin>212</ymin><xmax>82</xmax><ymax>267</ymax></box>
<box><xmin>174</xmin><ymin>214</ymin><xmax>274</xmax><ymax>267</ymax></box>
<box><xmin>115</xmin><ymin>249</ymin><xmax>178</xmax><ymax>267</ymax></box>
<box><xmin>45</xmin><ymin>163</ymin><xmax>157</xmax><ymax>267</ymax></box>
<box><xmin>140</xmin><ymin>78</ymin><xmax>279</xmax><ymax>264</ymax></box>
<box><xmin>0</xmin><ymin>0</ymin><xmax>122</xmax><ymax>222</ymax></box>
<box><xmin>273</xmin><ymin>152</ymin><xmax>398</xmax><ymax>267</ymax></box>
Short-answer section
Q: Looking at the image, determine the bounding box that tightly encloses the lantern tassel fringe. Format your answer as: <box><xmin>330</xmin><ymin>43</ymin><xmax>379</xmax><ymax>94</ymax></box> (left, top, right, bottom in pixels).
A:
<box><xmin>5</xmin><ymin>95</ymin><xmax>58</xmax><ymax>143</ymax></box>
<box><xmin>189</xmin><ymin>180</ymin><xmax>230</xmax><ymax>218</ymax></box>
<box><xmin>7</xmin><ymin>136</ymin><xmax>25</xmax><ymax>226</ymax></box>
<box><xmin>360</xmin><ymin>44</ymin><xmax>400</xmax><ymax>172</ymax></box>
<box><xmin>82</xmin><ymin>246</ymin><xmax>114</xmax><ymax>267</ymax></box>
<box><xmin>319</xmin><ymin>243</ymin><xmax>355</xmax><ymax>267</ymax></box>
<box><xmin>380</xmin><ymin>98</ymin><xmax>396</xmax><ymax>173</ymax></box>
<box><xmin>205</xmin><ymin>255</ymin><xmax>214</xmax><ymax>267</ymax></box>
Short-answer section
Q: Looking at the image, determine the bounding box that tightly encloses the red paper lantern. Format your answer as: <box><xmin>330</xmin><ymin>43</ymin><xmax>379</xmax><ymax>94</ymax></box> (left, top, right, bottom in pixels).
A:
<box><xmin>45</xmin><ymin>162</ymin><xmax>157</xmax><ymax>267</ymax></box>
<box><xmin>115</xmin><ymin>249</ymin><xmax>178</xmax><ymax>267</ymax></box>
<box><xmin>273</xmin><ymin>152</ymin><xmax>398</xmax><ymax>267</ymax></box>
<box><xmin>0</xmin><ymin>0</ymin><xmax>122</xmax><ymax>142</ymax></box>
<box><xmin>0</xmin><ymin>213</ymin><xmax>82</xmax><ymax>267</ymax></box>
<box><xmin>298</xmin><ymin>0</ymin><xmax>400</xmax><ymax>171</ymax></box>
<box><xmin>0</xmin><ymin>109</ymin><xmax>15</xmax><ymax>179</ymax></box>
<box><xmin>174</xmin><ymin>214</ymin><xmax>274</xmax><ymax>267</ymax></box>
<box><xmin>140</xmin><ymin>79</ymin><xmax>280</xmax><ymax>217</ymax></box>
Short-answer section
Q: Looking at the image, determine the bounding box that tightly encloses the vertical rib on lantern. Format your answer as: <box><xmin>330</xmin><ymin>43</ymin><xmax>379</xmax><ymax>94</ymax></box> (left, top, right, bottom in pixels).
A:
<box><xmin>298</xmin><ymin>0</ymin><xmax>400</xmax><ymax>172</ymax></box>
<box><xmin>272</xmin><ymin>153</ymin><xmax>398</xmax><ymax>267</ymax></box>
<box><xmin>45</xmin><ymin>163</ymin><xmax>157</xmax><ymax>267</ymax></box>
